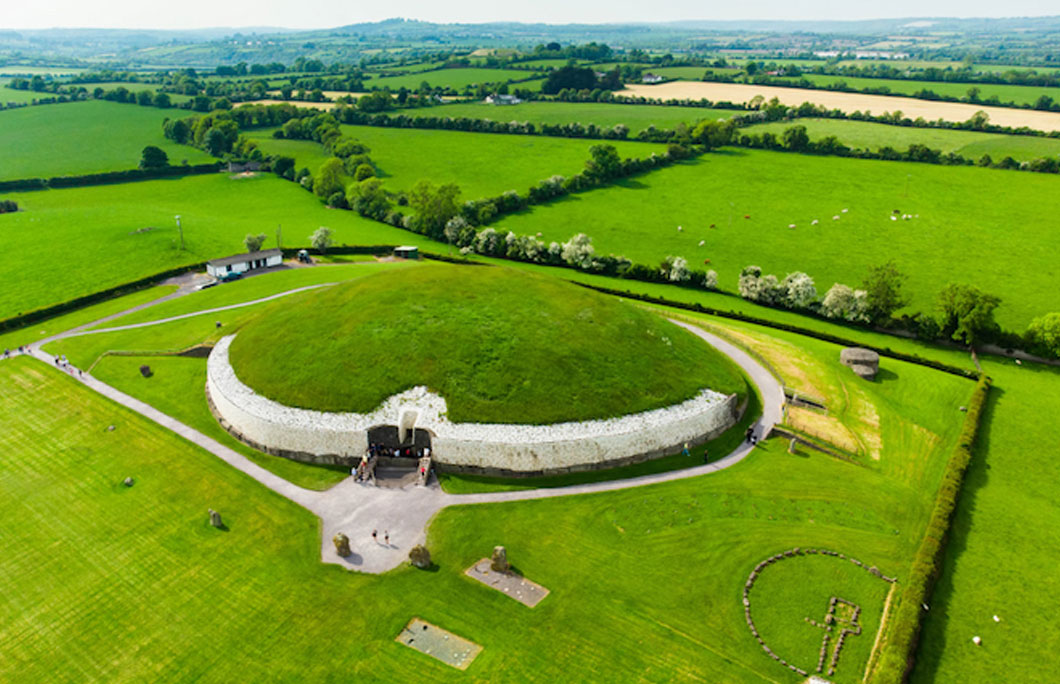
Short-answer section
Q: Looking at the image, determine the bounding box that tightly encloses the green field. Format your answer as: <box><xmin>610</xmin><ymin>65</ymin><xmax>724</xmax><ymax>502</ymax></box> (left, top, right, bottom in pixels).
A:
<box><xmin>246</xmin><ymin>125</ymin><xmax>664</xmax><ymax>199</ymax></box>
<box><xmin>381</xmin><ymin>100</ymin><xmax>738</xmax><ymax>133</ymax></box>
<box><xmin>0</xmin><ymin>174</ymin><xmax>423</xmax><ymax>320</ymax></box>
<box><xmin>780</xmin><ymin>73</ymin><xmax>1060</xmax><ymax>107</ymax></box>
<box><xmin>0</xmin><ymin>285</ymin><xmax>973</xmax><ymax>681</ymax></box>
<box><xmin>366</xmin><ymin>67</ymin><xmax>542</xmax><ymax>91</ymax></box>
<box><xmin>0</xmin><ymin>100</ymin><xmax>214</xmax><ymax>180</ymax></box>
<box><xmin>495</xmin><ymin>149</ymin><xmax>1060</xmax><ymax>329</ymax></box>
<box><xmin>230</xmin><ymin>264</ymin><xmax>747</xmax><ymax>423</ymax></box>
<box><xmin>0</xmin><ymin>85</ymin><xmax>54</xmax><ymax>103</ymax></box>
<box><xmin>743</xmin><ymin>118</ymin><xmax>1060</xmax><ymax>161</ymax></box>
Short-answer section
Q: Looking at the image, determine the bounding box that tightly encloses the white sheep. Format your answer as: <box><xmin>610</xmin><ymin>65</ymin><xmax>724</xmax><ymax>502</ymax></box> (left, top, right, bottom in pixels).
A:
<box><xmin>698</xmin><ymin>240</ymin><xmax>705</xmax><ymax>246</ymax></box>
<box><xmin>788</xmin><ymin>223</ymin><xmax>796</xmax><ymax>229</ymax></box>
<box><xmin>833</xmin><ymin>215</ymin><xmax>840</xmax><ymax>220</ymax></box>
<box><xmin>842</xmin><ymin>208</ymin><xmax>849</xmax><ymax>213</ymax></box>
<box><xmin>811</xmin><ymin>219</ymin><xmax>819</xmax><ymax>225</ymax></box>
<box><xmin>677</xmin><ymin>225</ymin><xmax>683</xmax><ymax>232</ymax></box>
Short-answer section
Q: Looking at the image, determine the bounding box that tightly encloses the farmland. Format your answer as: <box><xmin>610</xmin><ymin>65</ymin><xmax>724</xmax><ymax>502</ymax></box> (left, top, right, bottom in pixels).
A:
<box><xmin>376</xmin><ymin>100</ymin><xmax>738</xmax><ymax>133</ymax></box>
<box><xmin>364</xmin><ymin>67</ymin><xmax>542</xmax><ymax>91</ymax></box>
<box><xmin>618</xmin><ymin>82</ymin><xmax>1060</xmax><ymax>132</ymax></box>
<box><xmin>743</xmin><ymin>118</ymin><xmax>1060</xmax><ymax>161</ymax></box>
<box><xmin>244</xmin><ymin>125</ymin><xmax>665</xmax><ymax>198</ymax></box>
<box><xmin>0</xmin><ymin>100</ymin><xmax>214</xmax><ymax>180</ymax></box>
<box><xmin>779</xmin><ymin>73</ymin><xmax>1060</xmax><ymax>108</ymax></box>
<box><xmin>495</xmin><ymin>148</ymin><xmax>1060</xmax><ymax>328</ymax></box>
<box><xmin>0</xmin><ymin>173</ymin><xmax>419</xmax><ymax>319</ymax></box>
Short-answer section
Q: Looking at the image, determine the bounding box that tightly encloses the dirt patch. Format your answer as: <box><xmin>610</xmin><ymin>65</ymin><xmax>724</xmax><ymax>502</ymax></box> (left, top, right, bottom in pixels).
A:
<box><xmin>465</xmin><ymin>558</ymin><xmax>550</xmax><ymax>607</ymax></box>
<box><xmin>237</xmin><ymin>99</ymin><xmax>336</xmax><ymax>111</ymax></box>
<box><xmin>395</xmin><ymin>618</ymin><xmax>482</xmax><ymax>670</ymax></box>
<box><xmin>787</xmin><ymin>406</ymin><xmax>861</xmax><ymax>454</ymax></box>
<box><xmin>618</xmin><ymin>82</ymin><xmax>1060</xmax><ymax>132</ymax></box>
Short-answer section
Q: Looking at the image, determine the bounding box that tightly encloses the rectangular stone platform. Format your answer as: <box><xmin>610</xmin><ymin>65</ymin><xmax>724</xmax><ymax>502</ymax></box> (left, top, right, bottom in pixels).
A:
<box><xmin>395</xmin><ymin>618</ymin><xmax>482</xmax><ymax>670</ymax></box>
<box><xmin>465</xmin><ymin>558</ymin><xmax>550</xmax><ymax>608</ymax></box>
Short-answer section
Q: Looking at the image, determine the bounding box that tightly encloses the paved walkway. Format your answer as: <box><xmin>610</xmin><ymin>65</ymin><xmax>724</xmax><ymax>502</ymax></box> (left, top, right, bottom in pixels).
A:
<box><xmin>8</xmin><ymin>287</ymin><xmax>785</xmax><ymax>574</ymax></box>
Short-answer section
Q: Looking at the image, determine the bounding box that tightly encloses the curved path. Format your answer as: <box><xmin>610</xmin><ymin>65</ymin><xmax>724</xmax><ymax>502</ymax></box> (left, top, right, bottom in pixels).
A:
<box><xmin>9</xmin><ymin>286</ymin><xmax>784</xmax><ymax>574</ymax></box>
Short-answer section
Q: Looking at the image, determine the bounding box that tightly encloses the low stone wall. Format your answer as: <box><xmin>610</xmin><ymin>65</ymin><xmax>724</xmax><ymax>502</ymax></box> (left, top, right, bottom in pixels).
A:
<box><xmin>207</xmin><ymin>334</ymin><xmax>741</xmax><ymax>475</ymax></box>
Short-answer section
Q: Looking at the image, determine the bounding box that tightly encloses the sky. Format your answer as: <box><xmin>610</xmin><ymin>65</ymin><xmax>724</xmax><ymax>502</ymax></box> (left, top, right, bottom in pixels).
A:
<box><xmin>6</xmin><ymin>0</ymin><xmax>1059</xmax><ymax>30</ymax></box>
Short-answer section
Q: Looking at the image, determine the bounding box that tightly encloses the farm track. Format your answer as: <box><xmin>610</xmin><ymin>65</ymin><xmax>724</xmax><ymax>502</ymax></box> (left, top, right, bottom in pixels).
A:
<box><xmin>8</xmin><ymin>287</ymin><xmax>784</xmax><ymax>574</ymax></box>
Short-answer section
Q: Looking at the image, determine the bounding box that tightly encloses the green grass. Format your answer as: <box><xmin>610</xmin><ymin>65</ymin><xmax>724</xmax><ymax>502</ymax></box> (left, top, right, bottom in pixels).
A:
<box><xmin>380</xmin><ymin>100</ymin><xmax>737</xmax><ymax>133</ymax></box>
<box><xmin>495</xmin><ymin>148</ymin><xmax>1060</xmax><ymax>329</ymax></box>
<box><xmin>366</xmin><ymin>67</ymin><xmax>541</xmax><ymax>91</ymax></box>
<box><xmin>0</xmin><ymin>85</ymin><xmax>49</xmax><ymax>103</ymax></box>
<box><xmin>0</xmin><ymin>100</ymin><xmax>213</xmax><ymax>180</ymax></box>
<box><xmin>0</xmin><ymin>285</ymin><xmax>175</xmax><ymax>351</ymax></box>
<box><xmin>0</xmin><ymin>173</ymin><xmax>426</xmax><ymax>321</ymax></box>
<box><xmin>230</xmin><ymin>264</ymin><xmax>748</xmax><ymax>423</ymax></box>
<box><xmin>92</xmin><ymin>354</ymin><xmax>349</xmax><ymax>490</ymax></box>
<box><xmin>743</xmin><ymin>118</ymin><xmax>1060</xmax><ymax>161</ymax></box>
<box><xmin>246</xmin><ymin>125</ymin><xmax>664</xmax><ymax>199</ymax></box>
<box><xmin>0</xmin><ymin>336</ymin><xmax>968</xmax><ymax>682</ymax></box>
<box><xmin>781</xmin><ymin>73</ymin><xmax>1060</xmax><ymax>107</ymax></box>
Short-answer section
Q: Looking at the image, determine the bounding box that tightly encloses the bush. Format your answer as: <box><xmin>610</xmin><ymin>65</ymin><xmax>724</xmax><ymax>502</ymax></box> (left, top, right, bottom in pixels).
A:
<box><xmin>0</xmin><ymin>199</ymin><xmax>18</xmax><ymax>214</ymax></box>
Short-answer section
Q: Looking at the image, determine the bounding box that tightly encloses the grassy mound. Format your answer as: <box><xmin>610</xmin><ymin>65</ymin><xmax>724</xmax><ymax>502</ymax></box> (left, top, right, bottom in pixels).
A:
<box><xmin>228</xmin><ymin>264</ymin><xmax>746</xmax><ymax>424</ymax></box>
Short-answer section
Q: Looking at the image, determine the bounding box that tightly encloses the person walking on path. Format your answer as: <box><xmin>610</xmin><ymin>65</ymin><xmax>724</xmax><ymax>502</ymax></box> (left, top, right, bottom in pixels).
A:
<box><xmin>371</xmin><ymin>529</ymin><xmax>378</xmax><ymax>543</ymax></box>
<box><xmin>703</xmin><ymin>448</ymin><xmax>709</xmax><ymax>464</ymax></box>
<box><xmin>384</xmin><ymin>531</ymin><xmax>390</xmax><ymax>546</ymax></box>
<box><xmin>745</xmin><ymin>426</ymin><xmax>754</xmax><ymax>443</ymax></box>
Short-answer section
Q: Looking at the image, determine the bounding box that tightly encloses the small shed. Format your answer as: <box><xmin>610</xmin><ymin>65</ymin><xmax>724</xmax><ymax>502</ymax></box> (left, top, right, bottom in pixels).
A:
<box><xmin>394</xmin><ymin>246</ymin><xmax>419</xmax><ymax>260</ymax></box>
<box><xmin>206</xmin><ymin>248</ymin><xmax>283</xmax><ymax>278</ymax></box>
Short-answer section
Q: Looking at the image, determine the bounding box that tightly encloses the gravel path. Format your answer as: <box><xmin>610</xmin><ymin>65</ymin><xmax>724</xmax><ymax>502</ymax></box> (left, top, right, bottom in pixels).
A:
<box><xmin>6</xmin><ymin>286</ymin><xmax>784</xmax><ymax>574</ymax></box>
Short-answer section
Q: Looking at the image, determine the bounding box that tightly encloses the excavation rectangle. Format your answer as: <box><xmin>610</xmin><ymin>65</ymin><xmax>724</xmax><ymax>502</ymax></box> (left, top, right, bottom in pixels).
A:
<box><xmin>465</xmin><ymin>558</ymin><xmax>550</xmax><ymax>608</ymax></box>
<box><xmin>395</xmin><ymin>618</ymin><xmax>482</xmax><ymax>670</ymax></box>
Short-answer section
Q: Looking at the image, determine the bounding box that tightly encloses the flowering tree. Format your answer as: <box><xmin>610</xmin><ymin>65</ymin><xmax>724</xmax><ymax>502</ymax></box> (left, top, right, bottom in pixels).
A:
<box><xmin>781</xmin><ymin>272</ymin><xmax>818</xmax><ymax>309</ymax></box>
<box><xmin>561</xmin><ymin>233</ymin><xmax>596</xmax><ymax>269</ymax></box>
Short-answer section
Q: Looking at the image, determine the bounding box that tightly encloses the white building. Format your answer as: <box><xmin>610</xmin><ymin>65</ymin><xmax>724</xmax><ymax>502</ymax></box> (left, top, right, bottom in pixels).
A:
<box><xmin>206</xmin><ymin>248</ymin><xmax>283</xmax><ymax>278</ymax></box>
<box><xmin>641</xmin><ymin>73</ymin><xmax>664</xmax><ymax>84</ymax></box>
<box><xmin>485</xmin><ymin>93</ymin><xmax>522</xmax><ymax>105</ymax></box>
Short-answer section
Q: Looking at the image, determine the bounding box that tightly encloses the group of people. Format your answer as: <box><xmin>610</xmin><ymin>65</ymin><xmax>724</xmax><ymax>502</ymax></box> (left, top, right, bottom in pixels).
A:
<box><xmin>366</xmin><ymin>443</ymin><xmax>431</xmax><ymax>460</ymax></box>
<box><xmin>2</xmin><ymin>345</ymin><xmax>29</xmax><ymax>358</ymax></box>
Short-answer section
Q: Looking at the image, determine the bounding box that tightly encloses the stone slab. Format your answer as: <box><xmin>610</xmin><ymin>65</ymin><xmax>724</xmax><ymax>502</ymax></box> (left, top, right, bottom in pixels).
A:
<box><xmin>465</xmin><ymin>558</ymin><xmax>550</xmax><ymax>608</ymax></box>
<box><xmin>395</xmin><ymin>618</ymin><xmax>482</xmax><ymax>670</ymax></box>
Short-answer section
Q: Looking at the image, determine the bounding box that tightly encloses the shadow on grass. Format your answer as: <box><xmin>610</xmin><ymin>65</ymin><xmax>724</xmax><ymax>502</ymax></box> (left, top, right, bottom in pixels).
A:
<box><xmin>907</xmin><ymin>383</ymin><xmax>1003</xmax><ymax>681</ymax></box>
<box><xmin>875</xmin><ymin>367</ymin><xmax>899</xmax><ymax>383</ymax></box>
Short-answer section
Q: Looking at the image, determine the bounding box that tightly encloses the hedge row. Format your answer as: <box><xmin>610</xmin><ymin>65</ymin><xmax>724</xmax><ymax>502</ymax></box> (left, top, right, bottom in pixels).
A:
<box><xmin>0</xmin><ymin>261</ymin><xmax>207</xmax><ymax>334</ymax></box>
<box><xmin>0</xmin><ymin>163</ymin><xmax>221</xmax><ymax>193</ymax></box>
<box><xmin>870</xmin><ymin>376</ymin><xmax>992</xmax><ymax>684</ymax></box>
<box><xmin>569</xmin><ymin>281</ymin><xmax>979</xmax><ymax>379</ymax></box>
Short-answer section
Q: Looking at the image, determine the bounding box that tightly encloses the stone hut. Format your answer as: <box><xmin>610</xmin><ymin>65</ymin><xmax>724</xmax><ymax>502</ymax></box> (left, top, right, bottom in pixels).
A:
<box><xmin>840</xmin><ymin>348</ymin><xmax>880</xmax><ymax>380</ymax></box>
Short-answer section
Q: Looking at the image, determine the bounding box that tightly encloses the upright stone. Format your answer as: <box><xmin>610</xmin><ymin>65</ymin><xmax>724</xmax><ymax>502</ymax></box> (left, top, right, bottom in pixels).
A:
<box><xmin>208</xmin><ymin>508</ymin><xmax>223</xmax><ymax>528</ymax></box>
<box><xmin>333</xmin><ymin>532</ymin><xmax>351</xmax><ymax>557</ymax></box>
<box><xmin>122</xmin><ymin>477</ymin><xmax>135</xmax><ymax>487</ymax></box>
<box><xmin>490</xmin><ymin>545</ymin><xmax>509</xmax><ymax>573</ymax></box>
<box><xmin>409</xmin><ymin>545</ymin><xmax>431</xmax><ymax>569</ymax></box>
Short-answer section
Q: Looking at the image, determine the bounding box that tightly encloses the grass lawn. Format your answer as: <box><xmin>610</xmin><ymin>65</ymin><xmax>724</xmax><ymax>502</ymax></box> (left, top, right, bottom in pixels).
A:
<box><xmin>495</xmin><ymin>148</ymin><xmax>1060</xmax><ymax>329</ymax></box>
<box><xmin>245</xmin><ymin>125</ymin><xmax>664</xmax><ymax>200</ymax></box>
<box><xmin>0</xmin><ymin>100</ymin><xmax>214</xmax><ymax>181</ymax></box>
<box><xmin>0</xmin><ymin>173</ymin><xmax>427</xmax><ymax>321</ymax></box>
<box><xmin>91</xmin><ymin>354</ymin><xmax>349</xmax><ymax>490</ymax></box>
<box><xmin>230</xmin><ymin>264</ymin><xmax>748</xmax><ymax>423</ymax></box>
<box><xmin>0</xmin><ymin>285</ymin><xmax>175</xmax><ymax>351</ymax></box>
<box><xmin>743</xmin><ymin>118</ymin><xmax>1060</xmax><ymax>161</ymax></box>
<box><xmin>366</xmin><ymin>67</ymin><xmax>541</xmax><ymax>91</ymax></box>
<box><xmin>380</xmin><ymin>100</ymin><xmax>738</xmax><ymax>133</ymax></box>
<box><xmin>776</xmin><ymin>73</ymin><xmax>1060</xmax><ymax>107</ymax></box>
<box><xmin>0</xmin><ymin>338</ymin><xmax>967</xmax><ymax>682</ymax></box>
<box><xmin>0</xmin><ymin>85</ymin><xmax>51</xmax><ymax>104</ymax></box>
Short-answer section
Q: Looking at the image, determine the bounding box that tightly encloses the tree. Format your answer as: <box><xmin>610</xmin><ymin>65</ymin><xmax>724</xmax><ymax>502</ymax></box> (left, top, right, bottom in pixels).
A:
<box><xmin>584</xmin><ymin>144</ymin><xmax>621</xmax><ymax>181</ymax></box>
<box><xmin>346</xmin><ymin>178</ymin><xmax>390</xmax><ymax>220</ymax></box>
<box><xmin>1026</xmin><ymin>313</ymin><xmax>1060</xmax><ymax>358</ymax></box>
<box><xmin>781</xmin><ymin>272</ymin><xmax>817</xmax><ymax>309</ymax></box>
<box><xmin>821</xmin><ymin>283</ymin><xmax>870</xmax><ymax>322</ymax></box>
<box><xmin>782</xmin><ymin>125</ymin><xmax>810</xmax><ymax>152</ymax></box>
<box><xmin>407</xmin><ymin>181</ymin><xmax>461</xmax><ymax>239</ymax></box>
<box><xmin>936</xmin><ymin>283</ymin><xmax>1001</xmax><ymax>346</ymax></box>
<box><xmin>541</xmin><ymin>65</ymin><xmax>598</xmax><ymax>94</ymax></box>
<box><xmin>861</xmin><ymin>261</ymin><xmax>908</xmax><ymax>324</ymax></box>
<box><xmin>312</xmin><ymin>158</ymin><xmax>345</xmax><ymax>198</ymax></box>
<box><xmin>968</xmin><ymin>110</ymin><xmax>990</xmax><ymax>130</ymax></box>
<box><xmin>139</xmin><ymin>146</ymin><xmax>169</xmax><ymax>170</ymax></box>
<box><xmin>661</xmin><ymin>256</ymin><xmax>690</xmax><ymax>283</ymax></box>
<box><xmin>204</xmin><ymin>128</ymin><xmax>228</xmax><ymax>156</ymax></box>
<box><xmin>443</xmin><ymin>216</ymin><xmax>469</xmax><ymax>254</ymax></box>
<box><xmin>561</xmin><ymin>233</ymin><xmax>595</xmax><ymax>269</ymax></box>
<box><xmin>353</xmin><ymin>163</ymin><xmax>375</xmax><ymax>181</ymax></box>
<box><xmin>691</xmin><ymin>119</ymin><xmax>735</xmax><ymax>149</ymax></box>
<box><xmin>243</xmin><ymin>233</ymin><xmax>267</xmax><ymax>252</ymax></box>
<box><xmin>309</xmin><ymin>226</ymin><xmax>333</xmax><ymax>253</ymax></box>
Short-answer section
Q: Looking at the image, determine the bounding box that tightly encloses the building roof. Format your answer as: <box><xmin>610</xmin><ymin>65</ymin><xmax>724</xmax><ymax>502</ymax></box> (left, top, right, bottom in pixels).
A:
<box><xmin>207</xmin><ymin>248</ymin><xmax>282</xmax><ymax>268</ymax></box>
<box><xmin>395</xmin><ymin>245</ymin><xmax>419</xmax><ymax>252</ymax></box>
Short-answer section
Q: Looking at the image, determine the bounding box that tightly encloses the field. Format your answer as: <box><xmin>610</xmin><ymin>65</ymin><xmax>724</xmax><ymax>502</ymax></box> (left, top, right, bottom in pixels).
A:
<box><xmin>495</xmin><ymin>148</ymin><xmax>1060</xmax><ymax>329</ymax></box>
<box><xmin>618</xmin><ymin>82</ymin><xmax>1060</xmax><ymax>132</ymax></box>
<box><xmin>0</xmin><ymin>173</ymin><xmax>420</xmax><ymax>320</ymax></box>
<box><xmin>245</xmin><ymin>125</ymin><xmax>664</xmax><ymax>199</ymax></box>
<box><xmin>365</xmin><ymin>67</ymin><xmax>542</xmax><ymax>91</ymax></box>
<box><xmin>229</xmin><ymin>264</ymin><xmax>747</xmax><ymax>422</ymax></box>
<box><xmin>0</xmin><ymin>85</ymin><xmax>53</xmax><ymax>103</ymax></box>
<box><xmin>0</xmin><ymin>100</ymin><xmax>214</xmax><ymax>180</ymax></box>
<box><xmin>378</xmin><ymin>100</ymin><xmax>738</xmax><ymax>133</ymax></box>
<box><xmin>784</xmin><ymin>73</ymin><xmax>1060</xmax><ymax>107</ymax></box>
<box><xmin>743</xmin><ymin>118</ymin><xmax>1060</xmax><ymax>161</ymax></box>
<box><xmin>0</xmin><ymin>275</ymin><xmax>974</xmax><ymax>681</ymax></box>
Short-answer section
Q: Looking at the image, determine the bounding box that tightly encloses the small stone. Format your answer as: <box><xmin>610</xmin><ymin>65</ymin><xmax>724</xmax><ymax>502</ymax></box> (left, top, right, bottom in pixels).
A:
<box><xmin>993</xmin><ymin>615</ymin><xmax>1000</xmax><ymax>622</ymax></box>
<box><xmin>972</xmin><ymin>636</ymin><xmax>981</xmax><ymax>646</ymax></box>
<box><xmin>106</xmin><ymin>424</ymin><xmax>116</xmax><ymax>432</ymax></box>
<box><xmin>490</xmin><ymin>545</ymin><xmax>509</xmax><ymax>573</ymax></box>
<box><xmin>409</xmin><ymin>544</ymin><xmax>431</xmax><ymax>569</ymax></box>
<box><xmin>208</xmin><ymin>508</ymin><xmax>223</xmax><ymax>528</ymax></box>
<box><xmin>122</xmin><ymin>477</ymin><xmax>134</xmax><ymax>487</ymax></box>
<box><xmin>139</xmin><ymin>365</ymin><xmax>152</xmax><ymax>378</ymax></box>
<box><xmin>333</xmin><ymin>532</ymin><xmax>351</xmax><ymax>557</ymax></box>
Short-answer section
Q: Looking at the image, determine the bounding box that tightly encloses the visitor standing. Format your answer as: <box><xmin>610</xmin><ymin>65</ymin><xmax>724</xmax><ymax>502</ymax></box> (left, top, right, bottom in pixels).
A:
<box><xmin>745</xmin><ymin>427</ymin><xmax>754</xmax><ymax>443</ymax></box>
<box><xmin>371</xmin><ymin>529</ymin><xmax>378</xmax><ymax>543</ymax></box>
<box><xmin>703</xmin><ymin>448</ymin><xmax>709</xmax><ymax>464</ymax></box>
<box><xmin>384</xmin><ymin>531</ymin><xmax>389</xmax><ymax>546</ymax></box>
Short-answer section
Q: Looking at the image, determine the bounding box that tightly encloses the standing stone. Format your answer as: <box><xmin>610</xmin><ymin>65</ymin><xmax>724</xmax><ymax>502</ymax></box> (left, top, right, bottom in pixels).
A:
<box><xmin>788</xmin><ymin>438</ymin><xmax>797</xmax><ymax>454</ymax></box>
<box><xmin>333</xmin><ymin>533</ymin><xmax>351</xmax><ymax>557</ymax></box>
<box><xmin>490</xmin><ymin>545</ymin><xmax>509</xmax><ymax>573</ymax></box>
<box><xmin>409</xmin><ymin>545</ymin><xmax>431</xmax><ymax>569</ymax></box>
<box><xmin>208</xmin><ymin>509</ymin><xmax>223</xmax><ymax>528</ymax></box>
<box><xmin>139</xmin><ymin>365</ymin><xmax>152</xmax><ymax>378</ymax></box>
<box><xmin>122</xmin><ymin>477</ymin><xmax>134</xmax><ymax>487</ymax></box>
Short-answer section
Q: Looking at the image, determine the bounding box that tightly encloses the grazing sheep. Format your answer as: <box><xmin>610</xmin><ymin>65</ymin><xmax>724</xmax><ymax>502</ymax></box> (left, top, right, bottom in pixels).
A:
<box><xmin>698</xmin><ymin>240</ymin><xmax>705</xmax><ymax>246</ymax></box>
<box><xmin>842</xmin><ymin>208</ymin><xmax>849</xmax><ymax>213</ymax></box>
<box><xmin>811</xmin><ymin>219</ymin><xmax>819</xmax><ymax>225</ymax></box>
<box><xmin>788</xmin><ymin>224</ymin><xmax>796</xmax><ymax>229</ymax></box>
<box><xmin>677</xmin><ymin>225</ymin><xmax>683</xmax><ymax>232</ymax></box>
<box><xmin>833</xmin><ymin>215</ymin><xmax>840</xmax><ymax>220</ymax></box>
<box><xmin>890</xmin><ymin>216</ymin><xmax>897</xmax><ymax>221</ymax></box>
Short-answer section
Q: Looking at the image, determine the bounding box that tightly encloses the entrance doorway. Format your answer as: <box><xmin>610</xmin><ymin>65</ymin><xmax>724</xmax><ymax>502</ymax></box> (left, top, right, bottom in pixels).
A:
<box><xmin>367</xmin><ymin>425</ymin><xmax>432</xmax><ymax>456</ymax></box>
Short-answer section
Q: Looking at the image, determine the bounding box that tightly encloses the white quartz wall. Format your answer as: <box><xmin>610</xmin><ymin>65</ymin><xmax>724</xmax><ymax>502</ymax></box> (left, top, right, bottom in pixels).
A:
<box><xmin>207</xmin><ymin>334</ymin><xmax>739</xmax><ymax>473</ymax></box>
